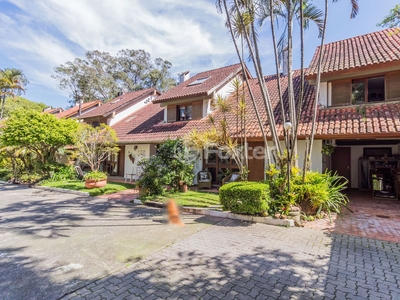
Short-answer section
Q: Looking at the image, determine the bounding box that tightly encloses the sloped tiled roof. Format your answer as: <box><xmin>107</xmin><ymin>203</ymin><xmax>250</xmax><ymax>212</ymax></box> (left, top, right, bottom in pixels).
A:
<box><xmin>80</xmin><ymin>88</ymin><xmax>159</xmax><ymax>119</ymax></box>
<box><xmin>113</xmin><ymin>69</ymin><xmax>400</xmax><ymax>143</ymax></box>
<box><xmin>43</xmin><ymin>107</ymin><xmax>63</xmax><ymax>114</ymax></box>
<box><xmin>56</xmin><ymin>100</ymin><xmax>102</xmax><ymax>119</ymax></box>
<box><xmin>153</xmin><ymin>64</ymin><xmax>244</xmax><ymax>103</ymax></box>
<box><xmin>307</xmin><ymin>28</ymin><xmax>400</xmax><ymax>76</ymax></box>
<box><xmin>316</xmin><ymin>102</ymin><xmax>400</xmax><ymax>137</ymax></box>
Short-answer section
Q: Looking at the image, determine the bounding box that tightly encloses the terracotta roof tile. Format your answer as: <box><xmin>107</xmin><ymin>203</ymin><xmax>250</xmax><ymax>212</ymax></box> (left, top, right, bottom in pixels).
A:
<box><xmin>307</xmin><ymin>28</ymin><xmax>400</xmax><ymax>76</ymax></box>
<box><xmin>80</xmin><ymin>88</ymin><xmax>159</xmax><ymax>119</ymax></box>
<box><xmin>56</xmin><ymin>100</ymin><xmax>102</xmax><ymax>119</ymax></box>
<box><xmin>153</xmin><ymin>64</ymin><xmax>244</xmax><ymax>103</ymax></box>
<box><xmin>113</xmin><ymin>70</ymin><xmax>400</xmax><ymax>142</ymax></box>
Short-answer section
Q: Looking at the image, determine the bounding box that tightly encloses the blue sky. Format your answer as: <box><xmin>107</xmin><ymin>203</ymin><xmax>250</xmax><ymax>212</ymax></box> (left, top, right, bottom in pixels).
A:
<box><xmin>0</xmin><ymin>0</ymin><xmax>398</xmax><ymax>108</ymax></box>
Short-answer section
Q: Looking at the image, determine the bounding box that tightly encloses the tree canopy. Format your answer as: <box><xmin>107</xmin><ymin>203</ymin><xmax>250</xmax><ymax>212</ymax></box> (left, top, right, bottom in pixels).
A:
<box><xmin>0</xmin><ymin>68</ymin><xmax>29</xmax><ymax>119</ymax></box>
<box><xmin>0</xmin><ymin>110</ymin><xmax>78</xmax><ymax>168</ymax></box>
<box><xmin>52</xmin><ymin>49</ymin><xmax>176</xmax><ymax>105</ymax></box>
<box><xmin>2</xmin><ymin>96</ymin><xmax>46</xmax><ymax>119</ymax></box>
<box><xmin>377</xmin><ymin>4</ymin><xmax>400</xmax><ymax>28</ymax></box>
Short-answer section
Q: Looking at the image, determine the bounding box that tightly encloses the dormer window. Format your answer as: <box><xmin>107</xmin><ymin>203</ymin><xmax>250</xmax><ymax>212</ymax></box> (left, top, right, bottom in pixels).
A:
<box><xmin>187</xmin><ymin>76</ymin><xmax>210</xmax><ymax>86</ymax></box>
<box><xmin>178</xmin><ymin>105</ymin><xmax>192</xmax><ymax>121</ymax></box>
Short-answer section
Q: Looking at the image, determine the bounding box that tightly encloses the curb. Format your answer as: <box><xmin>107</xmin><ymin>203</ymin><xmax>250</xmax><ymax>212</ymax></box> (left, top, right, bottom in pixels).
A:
<box><xmin>142</xmin><ymin>201</ymin><xmax>294</xmax><ymax>227</ymax></box>
<box><xmin>33</xmin><ymin>185</ymin><xmax>90</xmax><ymax>196</ymax></box>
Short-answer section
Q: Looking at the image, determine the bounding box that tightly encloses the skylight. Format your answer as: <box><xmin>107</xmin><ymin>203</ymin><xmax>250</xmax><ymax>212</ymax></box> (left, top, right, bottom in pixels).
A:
<box><xmin>187</xmin><ymin>76</ymin><xmax>210</xmax><ymax>86</ymax></box>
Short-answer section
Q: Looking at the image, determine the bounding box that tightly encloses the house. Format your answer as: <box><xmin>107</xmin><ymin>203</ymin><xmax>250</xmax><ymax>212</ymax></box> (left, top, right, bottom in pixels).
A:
<box><xmin>79</xmin><ymin>88</ymin><xmax>161</xmax><ymax>176</ymax></box>
<box><xmin>307</xmin><ymin>28</ymin><xmax>400</xmax><ymax>196</ymax></box>
<box><xmin>43</xmin><ymin>107</ymin><xmax>64</xmax><ymax>115</ymax></box>
<box><xmin>56</xmin><ymin>100</ymin><xmax>102</xmax><ymax>119</ymax></box>
<box><xmin>110</xmin><ymin>28</ymin><xmax>400</xmax><ymax>194</ymax></box>
<box><xmin>111</xmin><ymin>64</ymin><xmax>248</xmax><ymax>182</ymax></box>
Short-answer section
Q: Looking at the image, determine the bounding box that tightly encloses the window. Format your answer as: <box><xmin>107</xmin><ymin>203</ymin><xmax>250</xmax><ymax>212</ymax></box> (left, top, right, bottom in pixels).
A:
<box><xmin>178</xmin><ymin>105</ymin><xmax>192</xmax><ymax>121</ymax></box>
<box><xmin>187</xmin><ymin>76</ymin><xmax>210</xmax><ymax>86</ymax></box>
<box><xmin>351</xmin><ymin>76</ymin><xmax>385</xmax><ymax>103</ymax></box>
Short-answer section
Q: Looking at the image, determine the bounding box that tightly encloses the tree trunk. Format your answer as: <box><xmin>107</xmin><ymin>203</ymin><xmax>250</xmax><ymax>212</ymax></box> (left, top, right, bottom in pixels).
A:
<box><xmin>0</xmin><ymin>95</ymin><xmax>5</xmax><ymax>120</ymax></box>
<box><xmin>305</xmin><ymin>0</ymin><xmax>328</xmax><ymax>173</ymax></box>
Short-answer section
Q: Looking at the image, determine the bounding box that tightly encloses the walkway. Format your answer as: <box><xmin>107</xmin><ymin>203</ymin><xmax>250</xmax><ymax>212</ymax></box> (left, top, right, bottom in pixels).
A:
<box><xmin>304</xmin><ymin>189</ymin><xmax>400</xmax><ymax>243</ymax></box>
<box><xmin>63</xmin><ymin>219</ymin><xmax>400</xmax><ymax>300</ymax></box>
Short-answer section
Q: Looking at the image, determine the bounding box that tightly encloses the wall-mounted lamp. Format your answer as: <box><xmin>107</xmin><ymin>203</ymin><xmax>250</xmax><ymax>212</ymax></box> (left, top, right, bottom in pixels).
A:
<box><xmin>134</xmin><ymin>146</ymin><xmax>138</xmax><ymax>151</ymax></box>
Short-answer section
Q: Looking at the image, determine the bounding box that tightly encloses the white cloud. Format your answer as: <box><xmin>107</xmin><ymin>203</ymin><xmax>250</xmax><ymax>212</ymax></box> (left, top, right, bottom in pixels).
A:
<box><xmin>0</xmin><ymin>0</ymin><xmax>237</xmax><ymax>106</ymax></box>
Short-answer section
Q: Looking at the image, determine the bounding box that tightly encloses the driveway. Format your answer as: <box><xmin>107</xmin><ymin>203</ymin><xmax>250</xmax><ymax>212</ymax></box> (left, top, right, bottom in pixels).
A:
<box><xmin>0</xmin><ymin>184</ymin><xmax>219</xmax><ymax>300</ymax></box>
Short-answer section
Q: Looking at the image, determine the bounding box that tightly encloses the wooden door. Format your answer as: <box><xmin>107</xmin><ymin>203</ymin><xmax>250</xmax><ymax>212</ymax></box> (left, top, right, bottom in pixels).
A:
<box><xmin>248</xmin><ymin>142</ymin><xmax>265</xmax><ymax>182</ymax></box>
<box><xmin>331</xmin><ymin>147</ymin><xmax>351</xmax><ymax>187</ymax></box>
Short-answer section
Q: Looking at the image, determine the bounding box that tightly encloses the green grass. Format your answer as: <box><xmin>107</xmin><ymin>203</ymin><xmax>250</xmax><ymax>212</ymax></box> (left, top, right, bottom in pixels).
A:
<box><xmin>40</xmin><ymin>180</ymin><xmax>136</xmax><ymax>196</ymax></box>
<box><xmin>142</xmin><ymin>191</ymin><xmax>221</xmax><ymax>207</ymax></box>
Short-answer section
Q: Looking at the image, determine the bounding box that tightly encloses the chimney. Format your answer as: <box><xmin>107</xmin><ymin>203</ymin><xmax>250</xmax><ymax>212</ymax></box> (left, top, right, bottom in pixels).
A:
<box><xmin>179</xmin><ymin>70</ymin><xmax>190</xmax><ymax>84</ymax></box>
<box><xmin>282</xmin><ymin>47</ymin><xmax>289</xmax><ymax>76</ymax></box>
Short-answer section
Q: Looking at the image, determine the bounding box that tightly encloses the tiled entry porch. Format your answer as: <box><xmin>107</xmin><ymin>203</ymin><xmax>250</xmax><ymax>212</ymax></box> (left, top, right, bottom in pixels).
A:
<box><xmin>304</xmin><ymin>189</ymin><xmax>400</xmax><ymax>243</ymax></box>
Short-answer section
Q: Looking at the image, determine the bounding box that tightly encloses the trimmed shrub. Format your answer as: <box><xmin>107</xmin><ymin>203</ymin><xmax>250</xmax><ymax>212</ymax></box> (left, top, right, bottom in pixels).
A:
<box><xmin>219</xmin><ymin>181</ymin><xmax>270</xmax><ymax>215</ymax></box>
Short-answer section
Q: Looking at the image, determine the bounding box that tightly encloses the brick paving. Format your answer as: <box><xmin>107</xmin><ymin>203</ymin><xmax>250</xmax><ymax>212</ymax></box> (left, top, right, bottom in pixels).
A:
<box><xmin>63</xmin><ymin>219</ymin><xmax>400</xmax><ymax>300</ymax></box>
<box><xmin>304</xmin><ymin>190</ymin><xmax>400</xmax><ymax>243</ymax></box>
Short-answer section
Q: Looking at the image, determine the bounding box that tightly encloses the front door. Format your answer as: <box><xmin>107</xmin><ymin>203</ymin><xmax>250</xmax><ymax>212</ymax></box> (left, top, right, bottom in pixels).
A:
<box><xmin>331</xmin><ymin>146</ymin><xmax>351</xmax><ymax>187</ymax></box>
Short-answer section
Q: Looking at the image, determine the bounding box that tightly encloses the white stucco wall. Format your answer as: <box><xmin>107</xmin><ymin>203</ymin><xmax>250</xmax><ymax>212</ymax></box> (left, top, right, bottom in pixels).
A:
<box><xmin>109</xmin><ymin>95</ymin><xmax>154</xmax><ymax>126</ymax></box>
<box><xmin>266</xmin><ymin>140</ymin><xmax>323</xmax><ymax>173</ymax></box>
<box><xmin>124</xmin><ymin>144</ymin><xmax>150</xmax><ymax>179</ymax></box>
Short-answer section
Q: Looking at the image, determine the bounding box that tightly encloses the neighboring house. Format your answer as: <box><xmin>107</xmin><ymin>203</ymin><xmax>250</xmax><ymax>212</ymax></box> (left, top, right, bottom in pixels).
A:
<box><xmin>307</xmin><ymin>28</ymin><xmax>400</xmax><ymax>193</ymax></box>
<box><xmin>111</xmin><ymin>64</ymin><xmax>248</xmax><ymax>183</ymax></box>
<box><xmin>56</xmin><ymin>100</ymin><xmax>102</xmax><ymax>119</ymax></box>
<box><xmin>43</xmin><ymin>107</ymin><xmax>64</xmax><ymax>115</ymax></box>
<box><xmin>80</xmin><ymin>88</ymin><xmax>161</xmax><ymax>177</ymax></box>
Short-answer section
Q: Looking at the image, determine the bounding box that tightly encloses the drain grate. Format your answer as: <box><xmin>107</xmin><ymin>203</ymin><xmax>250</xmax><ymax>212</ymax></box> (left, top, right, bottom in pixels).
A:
<box><xmin>376</xmin><ymin>215</ymin><xmax>390</xmax><ymax>219</ymax></box>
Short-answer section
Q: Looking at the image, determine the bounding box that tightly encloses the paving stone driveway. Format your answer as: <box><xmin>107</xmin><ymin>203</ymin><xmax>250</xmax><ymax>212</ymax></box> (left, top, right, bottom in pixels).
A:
<box><xmin>64</xmin><ymin>219</ymin><xmax>400</xmax><ymax>300</ymax></box>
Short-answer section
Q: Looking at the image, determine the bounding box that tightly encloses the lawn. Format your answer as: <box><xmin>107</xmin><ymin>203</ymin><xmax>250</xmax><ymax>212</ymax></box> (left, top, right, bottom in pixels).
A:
<box><xmin>40</xmin><ymin>180</ymin><xmax>136</xmax><ymax>196</ymax></box>
<box><xmin>142</xmin><ymin>191</ymin><xmax>221</xmax><ymax>207</ymax></box>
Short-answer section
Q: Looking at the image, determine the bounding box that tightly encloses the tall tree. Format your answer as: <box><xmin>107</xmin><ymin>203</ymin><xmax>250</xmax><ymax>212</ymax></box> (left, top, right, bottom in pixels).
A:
<box><xmin>53</xmin><ymin>49</ymin><xmax>176</xmax><ymax>105</ymax></box>
<box><xmin>0</xmin><ymin>69</ymin><xmax>28</xmax><ymax>120</ymax></box>
<box><xmin>2</xmin><ymin>96</ymin><xmax>46</xmax><ymax>119</ymax></box>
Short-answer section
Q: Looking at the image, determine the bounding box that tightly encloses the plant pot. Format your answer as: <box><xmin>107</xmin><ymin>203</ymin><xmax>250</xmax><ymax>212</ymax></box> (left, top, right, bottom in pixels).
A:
<box><xmin>85</xmin><ymin>179</ymin><xmax>107</xmax><ymax>189</ymax></box>
<box><xmin>180</xmin><ymin>184</ymin><xmax>188</xmax><ymax>193</ymax></box>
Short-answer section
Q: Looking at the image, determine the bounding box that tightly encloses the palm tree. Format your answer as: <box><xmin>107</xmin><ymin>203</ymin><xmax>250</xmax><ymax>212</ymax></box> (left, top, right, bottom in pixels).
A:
<box><xmin>0</xmin><ymin>69</ymin><xmax>27</xmax><ymax>120</ymax></box>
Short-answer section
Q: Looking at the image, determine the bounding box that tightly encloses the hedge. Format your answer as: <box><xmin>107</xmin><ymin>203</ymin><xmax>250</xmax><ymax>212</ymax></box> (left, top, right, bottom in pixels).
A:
<box><xmin>219</xmin><ymin>181</ymin><xmax>270</xmax><ymax>215</ymax></box>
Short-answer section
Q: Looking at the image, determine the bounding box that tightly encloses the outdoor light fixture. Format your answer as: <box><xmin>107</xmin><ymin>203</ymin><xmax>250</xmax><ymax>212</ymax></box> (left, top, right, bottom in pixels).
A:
<box><xmin>284</xmin><ymin>121</ymin><xmax>292</xmax><ymax>131</ymax></box>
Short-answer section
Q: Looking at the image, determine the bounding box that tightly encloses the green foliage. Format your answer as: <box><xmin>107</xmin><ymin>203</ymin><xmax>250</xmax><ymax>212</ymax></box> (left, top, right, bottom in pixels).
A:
<box><xmin>0</xmin><ymin>109</ymin><xmax>78</xmax><ymax>173</ymax></box>
<box><xmin>377</xmin><ymin>5</ymin><xmax>400</xmax><ymax>28</ymax></box>
<box><xmin>292</xmin><ymin>171</ymin><xmax>349</xmax><ymax>218</ymax></box>
<box><xmin>49</xmin><ymin>165</ymin><xmax>77</xmax><ymax>182</ymax></box>
<box><xmin>219</xmin><ymin>181</ymin><xmax>270</xmax><ymax>215</ymax></box>
<box><xmin>52</xmin><ymin>49</ymin><xmax>176</xmax><ymax>105</ymax></box>
<box><xmin>19</xmin><ymin>172</ymin><xmax>43</xmax><ymax>184</ymax></box>
<box><xmin>74</xmin><ymin>123</ymin><xmax>119</xmax><ymax>171</ymax></box>
<box><xmin>83</xmin><ymin>171</ymin><xmax>108</xmax><ymax>181</ymax></box>
<box><xmin>40</xmin><ymin>180</ymin><xmax>135</xmax><ymax>196</ymax></box>
<box><xmin>140</xmin><ymin>191</ymin><xmax>220</xmax><ymax>208</ymax></box>
<box><xmin>0</xmin><ymin>168</ymin><xmax>12</xmax><ymax>181</ymax></box>
<box><xmin>2</xmin><ymin>96</ymin><xmax>46</xmax><ymax>119</ymax></box>
<box><xmin>321</xmin><ymin>144</ymin><xmax>335</xmax><ymax>156</ymax></box>
<box><xmin>138</xmin><ymin>139</ymin><xmax>195</xmax><ymax>196</ymax></box>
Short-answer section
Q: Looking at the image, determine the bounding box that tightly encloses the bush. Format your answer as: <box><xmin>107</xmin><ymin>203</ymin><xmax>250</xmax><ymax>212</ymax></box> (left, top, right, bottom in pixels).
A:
<box><xmin>219</xmin><ymin>181</ymin><xmax>270</xmax><ymax>215</ymax></box>
<box><xmin>83</xmin><ymin>171</ymin><xmax>107</xmax><ymax>181</ymax></box>
<box><xmin>292</xmin><ymin>171</ymin><xmax>349</xmax><ymax>216</ymax></box>
<box><xmin>49</xmin><ymin>165</ymin><xmax>77</xmax><ymax>182</ymax></box>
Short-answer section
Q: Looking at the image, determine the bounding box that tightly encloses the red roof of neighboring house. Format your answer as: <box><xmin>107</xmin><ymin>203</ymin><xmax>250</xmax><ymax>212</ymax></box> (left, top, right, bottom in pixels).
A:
<box><xmin>56</xmin><ymin>100</ymin><xmax>102</xmax><ymax>119</ymax></box>
<box><xmin>307</xmin><ymin>28</ymin><xmax>400</xmax><ymax>76</ymax></box>
<box><xmin>113</xmin><ymin>70</ymin><xmax>400</xmax><ymax>142</ymax></box>
<box><xmin>80</xmin><ymin>88</ymin><xmax>160</xmax><ymax>119</ymax></box>
<box><xmin>43</xmin><ymin>107</ymin><xmax>63</xmax><ymax>114</ymax></box>
<box><xmin>153</xmin><ymin>63</ymin><xmax>246</xmax><ymax>103</ymax></box>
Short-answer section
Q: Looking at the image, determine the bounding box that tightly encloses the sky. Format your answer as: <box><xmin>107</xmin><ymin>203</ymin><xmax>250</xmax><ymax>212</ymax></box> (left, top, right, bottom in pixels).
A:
<box><xmin>0</xmin><ymin>0</ymin><xmax>399</xmax><ymax>108</ymax></box>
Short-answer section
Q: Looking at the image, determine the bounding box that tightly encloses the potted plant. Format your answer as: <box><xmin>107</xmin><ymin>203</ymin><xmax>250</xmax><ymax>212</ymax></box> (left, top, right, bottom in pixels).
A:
<box><xmin>84</xmin><ymin>171</ymin><xmax>108</xmax><ymax>189</ymax></box>
<box><xmin>178</xmin><ymin>167</ymin><xmax>194</xmax><ymax>193</ymax></box>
